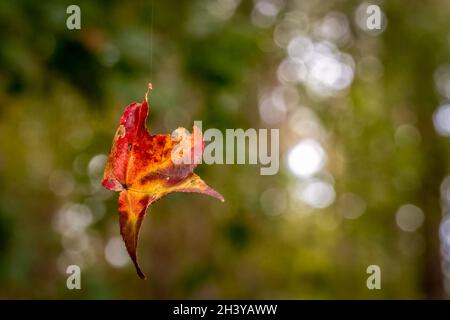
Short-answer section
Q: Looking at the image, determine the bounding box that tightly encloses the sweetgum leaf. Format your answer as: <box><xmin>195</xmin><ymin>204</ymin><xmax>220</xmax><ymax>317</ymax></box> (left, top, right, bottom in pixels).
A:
<box><xmin>102</xmin><ymin>84</ymin><xmax>224</xmax><ymax>279</ymax></box>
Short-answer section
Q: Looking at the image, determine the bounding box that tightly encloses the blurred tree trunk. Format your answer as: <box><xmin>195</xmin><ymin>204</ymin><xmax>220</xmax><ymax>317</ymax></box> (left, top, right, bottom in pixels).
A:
<box><xmin>384</xmin><ymin>1</ymin><xmax>445</xmax><ymax>299</ymax></box>
<box><xmin>415</xmin><ymin>62</ymin><xmax>446</xmax><ymax>299</ymax></box>
<box><xmin>414</xmin><ymin>58</ymin><xmax>446</xmax><ymax>300</ymax></box>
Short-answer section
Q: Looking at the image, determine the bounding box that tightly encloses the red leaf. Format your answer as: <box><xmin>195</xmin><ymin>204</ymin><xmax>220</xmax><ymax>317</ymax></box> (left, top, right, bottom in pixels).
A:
<box><xmin>102</xmin><ymin>84</ymin><xmax>224</xmax><ymax>279</ymax></box>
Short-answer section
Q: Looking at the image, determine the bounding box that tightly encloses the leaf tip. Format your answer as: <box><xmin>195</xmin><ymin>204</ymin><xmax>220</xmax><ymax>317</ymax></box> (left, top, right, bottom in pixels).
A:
<box><xmin>208</xmin><ymin>188</ymin><xmax>225</xmax><ymax>202</ymax></box>
<box><xmin>134</xmin><ymin>262</ymin><xmax>147</xmax><ymax>280</ymax></box>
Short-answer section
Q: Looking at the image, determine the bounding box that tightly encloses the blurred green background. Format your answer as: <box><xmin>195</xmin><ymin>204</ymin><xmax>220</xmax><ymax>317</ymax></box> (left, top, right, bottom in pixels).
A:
<box><xmin>1</xmin><ymin>0</ymin><xmax>450</xmax><ymax>299</ymax></box>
